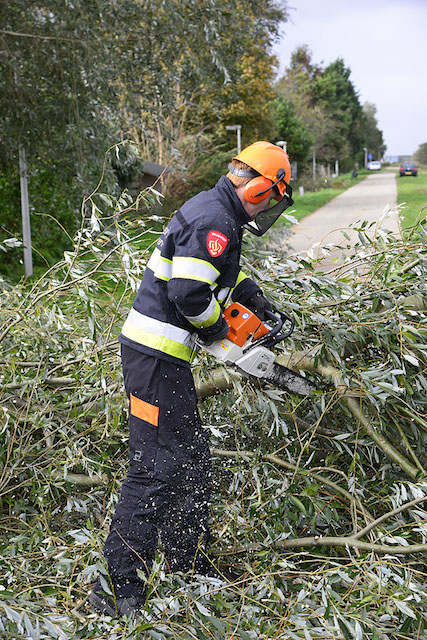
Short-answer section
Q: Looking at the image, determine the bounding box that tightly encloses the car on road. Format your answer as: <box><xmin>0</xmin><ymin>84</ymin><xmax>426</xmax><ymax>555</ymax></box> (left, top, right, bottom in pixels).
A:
<box><xmin>367</xmin><ymin>161</ymin><xmax>381</xmax><ymax>171</ymax></box>
<box><xmin>399</xmin><ymin>161</ymin><xmax>418</xmax><ymax>177</ymax></box>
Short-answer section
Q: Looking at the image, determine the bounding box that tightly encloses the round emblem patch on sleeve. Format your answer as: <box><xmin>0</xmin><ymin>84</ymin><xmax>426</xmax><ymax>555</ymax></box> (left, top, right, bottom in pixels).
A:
<box><xmin>207</xmin><ymin>230</ymin><xmax>229</xmax><ymax>257</ymax></box>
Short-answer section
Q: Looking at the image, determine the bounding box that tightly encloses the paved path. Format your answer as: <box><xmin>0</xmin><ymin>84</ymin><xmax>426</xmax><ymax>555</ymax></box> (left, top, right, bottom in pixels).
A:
<box><xmin>283</xmin><ymin>170</ymin><xmax>401</xmax><ymax>269</ymax></box>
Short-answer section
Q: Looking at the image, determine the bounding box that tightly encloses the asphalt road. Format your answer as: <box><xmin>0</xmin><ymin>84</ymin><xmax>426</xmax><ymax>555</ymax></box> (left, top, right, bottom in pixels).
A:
<box><xmin>283</xmin><ymin>170</ymin><xmax>400</xmax><ymax>268</ymax></box>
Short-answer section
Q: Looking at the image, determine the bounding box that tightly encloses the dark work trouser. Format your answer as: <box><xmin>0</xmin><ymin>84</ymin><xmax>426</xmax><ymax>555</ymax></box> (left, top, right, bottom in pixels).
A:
<box><xmin>103</xmin><ymin>345</ymin><xmax>212</xmax><ymax>599</ymax></box>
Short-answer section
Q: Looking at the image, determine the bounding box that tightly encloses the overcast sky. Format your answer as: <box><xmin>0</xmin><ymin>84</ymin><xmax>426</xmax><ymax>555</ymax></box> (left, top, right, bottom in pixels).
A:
<box><xmin>274</xmin><ymin>0</ymin><xmax>427</xmax><ymax>157</ymax></box>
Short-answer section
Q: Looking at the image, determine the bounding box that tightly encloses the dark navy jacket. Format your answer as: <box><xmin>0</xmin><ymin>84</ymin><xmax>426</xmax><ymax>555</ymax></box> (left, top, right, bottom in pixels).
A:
<box><xmin>119</xmin><ymin>176</ymin><xmax>262</xmax><ymax>365</ymax></box>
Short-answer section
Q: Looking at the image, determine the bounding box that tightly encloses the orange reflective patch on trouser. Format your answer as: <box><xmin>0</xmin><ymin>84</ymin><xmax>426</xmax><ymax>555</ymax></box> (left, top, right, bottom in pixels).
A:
<box><xmin>130</xmin><ymin>393</ymin><xmax>159</xmax><ymax>427</ymax></box>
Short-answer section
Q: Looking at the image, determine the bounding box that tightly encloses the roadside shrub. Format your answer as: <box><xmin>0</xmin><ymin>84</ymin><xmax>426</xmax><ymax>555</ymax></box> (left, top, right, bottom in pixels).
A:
<box><xmin>0</xmin><ymin>163</ymin><xmax>79</xmax><ymax>280</ymax></box>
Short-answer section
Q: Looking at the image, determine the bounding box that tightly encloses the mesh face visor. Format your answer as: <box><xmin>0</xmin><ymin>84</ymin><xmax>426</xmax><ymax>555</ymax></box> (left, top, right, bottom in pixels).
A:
<box><xmin>244</xmin><ymin>182</ymin><xmax>294</xmax><ymax>237</ymax></box>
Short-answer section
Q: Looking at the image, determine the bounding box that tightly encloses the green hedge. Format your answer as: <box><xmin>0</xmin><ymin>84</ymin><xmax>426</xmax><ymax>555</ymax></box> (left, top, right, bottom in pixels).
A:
<box><xmin>0</xmin><ymin>164</ymin><xmax>79</xmax><ymax>280</ymax></box>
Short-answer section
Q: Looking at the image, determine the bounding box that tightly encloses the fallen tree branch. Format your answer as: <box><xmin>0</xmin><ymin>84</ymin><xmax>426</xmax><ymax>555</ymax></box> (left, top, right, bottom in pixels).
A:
<box><xmin>4</xmin><ymin>377</ymin><xmax>77</xmax><ymax>390</ymax></box>
<box><xmin>51</xmin><ymin>471</ymin><xmax>108</xmax><ymax>486</ymax></box>
<box><xmin>0</xmin><ymin>232</ymin><xmax>150</xmax><ymax>345</ymax></box>
<box><xmin>216</xmin><ymin>535</ymin><xmax>427</xmax><ymax>556</ymax></box>
<box><xmin>344</xmin><ymin>396</ymin><xmax>418</xmax><ymax>479</ymax></box>
<box><xmin>212</xmin><ymin>447</ymin><xmax>371</xmax><ymax>521</ymax></box>
<box><xmin>399</xmin><ymin>406</ymin><xmax>427</xmax><ymax>434</ymax></box>
<box><xmin>195</xmin><ymin>368</ymin><xmax>242</xmax><ymax>399</ymax></box>
<box><xmin>353</xmin><ymin>495</ymin><xmax>427</xmax><ymax>540</ymax></box>
<box><xmin>391</xmin><ymin>415</ymin><xmax>426</xmax><ymax>475</ymax></box>
<box><xmin>0</xmin><ymin>316</ymin><xmax>22</xmax><ymax>343</ymax></box>
<box><xmin>276</xmin><ymin>351</ymin><xmax>420</xmax><ymax>479</ymax></box>
<box><xmin>3</xmin><ymin>366</ymin><xmax>242</xmax><ymax>396</ymax></box>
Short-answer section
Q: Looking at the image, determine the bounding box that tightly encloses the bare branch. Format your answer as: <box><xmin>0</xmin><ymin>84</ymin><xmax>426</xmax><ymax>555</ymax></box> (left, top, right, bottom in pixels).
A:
<box><xmin>212</xmin><ymin>447</ymin><xmax>371</xmax><ymax>520</ymax></box>
<box><xmin>217</xmin><ymin>535</ymin><xmax>427</xmax><ymax>556</ymax></box>
<box><xmin>353</xmin><ymin>495</ymin><xmax>427</xmax><ymax>540</ymax></box>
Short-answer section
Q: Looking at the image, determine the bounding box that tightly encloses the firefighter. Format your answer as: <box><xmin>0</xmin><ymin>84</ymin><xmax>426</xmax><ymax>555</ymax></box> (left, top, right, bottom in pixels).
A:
<box><xmin>90</xmin><ymin>141</ymin><xmax>293</xmax><ymax>617</ymax></box>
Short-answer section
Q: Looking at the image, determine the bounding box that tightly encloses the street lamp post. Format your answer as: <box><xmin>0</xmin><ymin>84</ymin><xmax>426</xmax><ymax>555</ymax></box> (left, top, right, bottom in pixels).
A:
<box><xmin>275</xmin><ymin>140</ymin><xmax>287</xmax><ymax>154</ymax></box>
<box><xmin>226</xmin><ymin>124</ymin><xmax>242</xmax><ymax>154</ymax></box>
<box><xmin>363</xmin><ymin>147</ymin><xmax>368</xmax><ymax>169</ymax></box>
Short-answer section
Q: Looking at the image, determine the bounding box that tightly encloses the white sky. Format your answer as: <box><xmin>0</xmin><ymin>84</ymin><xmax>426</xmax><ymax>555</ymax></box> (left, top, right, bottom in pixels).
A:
<box><xmin>274</xmin><ymin>0</ymin><xmax>427</xmax><ymax>157</ymax></box>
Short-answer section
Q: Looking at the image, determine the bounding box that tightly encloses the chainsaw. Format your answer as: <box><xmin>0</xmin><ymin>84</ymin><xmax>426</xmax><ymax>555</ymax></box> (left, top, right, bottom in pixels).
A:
<box><xmin>201</xmin><ymin>302</ymin><xmax>315</xmax><ymax>396</ymax></box>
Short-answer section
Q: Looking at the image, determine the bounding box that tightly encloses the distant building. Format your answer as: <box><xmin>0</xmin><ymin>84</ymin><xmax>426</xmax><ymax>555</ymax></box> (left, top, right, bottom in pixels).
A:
<box><xmin>383</xmin><ymin>155</ymin><xmax>413</xmax><ymax>164</ymax></box>
<box><xmin>384</xmin><ymin>155</ymin><xmax>399</xmax><ymax>164</ymax></box>
<box><xmin>128</xmin><ymin>161</ymin><xmax>168</xmax><ymax>197</ymax></box>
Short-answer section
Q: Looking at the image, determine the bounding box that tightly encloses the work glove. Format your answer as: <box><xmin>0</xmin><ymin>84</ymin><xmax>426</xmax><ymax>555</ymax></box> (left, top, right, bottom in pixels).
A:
<box><xmin>197</xmin><ymin>317</ymin><xmax>229</xmax><ymax>347</ymax></box>
<box><xmin>244</xmin><ymin>291</ymin><xmax>273</xmax><ymax>321</ymax></box>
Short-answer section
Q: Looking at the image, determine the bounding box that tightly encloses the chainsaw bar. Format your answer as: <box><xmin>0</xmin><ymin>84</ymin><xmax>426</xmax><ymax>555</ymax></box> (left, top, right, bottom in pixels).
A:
<box><xmin>264</xmin><ymin>363</ymin><xmax>316</xmax><ymax>396</ymax></box>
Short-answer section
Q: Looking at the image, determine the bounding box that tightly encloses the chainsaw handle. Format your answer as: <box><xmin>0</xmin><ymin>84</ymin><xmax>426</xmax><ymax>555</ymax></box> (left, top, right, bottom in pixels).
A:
<box><xmin>265</xmin><ymin>308</ymin><xmax>294</xmax><ymax>343</ymax></box>
<box><xmin>244</xmin><ymin>308</ymin><xmax>294</xmax><ymax>352</ymax></box>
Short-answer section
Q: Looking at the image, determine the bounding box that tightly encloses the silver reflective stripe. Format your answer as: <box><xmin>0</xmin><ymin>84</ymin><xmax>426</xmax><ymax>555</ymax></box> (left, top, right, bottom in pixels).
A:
<box><xmin>185</xmin><ymin>295</ymin><xmax>218</xmax><ymax>325</ymax></box>
<box><xmin>217</xmin><ymin>287</ymin><xmax>230</xmax><ymax>303</ymax></box>
<box><xmin>147</xmin><ymin>248</ymin><xmax>172</xmax><ymax>281</ymax></box>
<box><xmin>124</xmin><ymin>308</ymin><xmax>196</xmax><ymax>348</ymax></box>
<box><xmin>172</xmin><ymin>256</ymin><xmax>220</xmax><ymax>285</ymax></box>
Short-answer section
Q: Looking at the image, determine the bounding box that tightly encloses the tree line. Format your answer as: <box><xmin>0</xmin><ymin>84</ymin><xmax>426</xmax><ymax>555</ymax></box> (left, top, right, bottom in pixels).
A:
<box><xmin>413</xmin><ymin>142</ymin><xmax>427</xmax><ymax>164</ymax></box>
<box><xmin>0</xmin><ymin>0</ymin><xmax>385</xmax><ymax>276</ymax></box>
<box><xmin>274</xmin><ymin>45</ymin><xmax>385</xmax><ymax>172</ymax></box>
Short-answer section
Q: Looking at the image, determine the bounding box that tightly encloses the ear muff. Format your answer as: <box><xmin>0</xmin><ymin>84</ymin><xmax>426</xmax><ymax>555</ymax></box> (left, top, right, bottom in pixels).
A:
<box><xmin>243</xmin><ymin>176</ymin><xmax>275</xmax><ymax>203</ymax></box>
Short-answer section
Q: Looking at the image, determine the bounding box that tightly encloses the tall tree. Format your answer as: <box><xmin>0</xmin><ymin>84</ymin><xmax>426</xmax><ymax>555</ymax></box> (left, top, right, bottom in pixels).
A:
<box><xmin>413</xmin><ymin>142</ymin><xmax>427</xmax><ymax>164</ymax></box>
<box><xmin>361</xmin><ymin>102</ymin><xmax>386</xmax><ymax>161</ymax></box>
<box><xmin>271</xmin><ymin>97</ymin><xmax>312</xmax><ymax>165</ymax></box>
<box><xmin>276</xmin><ymin>46</ymin><xmax>340</xmax><ymax>166</ymax></box>
<box><xmin>276</xmin><ymin>47</ymin><xmax>384</xmax><ymax>172</ymax></box>
<box><xmin>314</xmin><ymin>58</ymin><xmax>365</xmax><ymax>165</ymax></box>
<box><xmin>0</xmin><ymin>0</ymin><xmax>128</xmax><ymax>183</ymax></box>
<box><xmin>123</xmin><ymin>1</ymin><xmax>290</xmax><ymax>164</ymax></box>
<box><xmin>0</xmin><ymin>0</ymin><xmax>289</xmax><ymax>174</ymax></box>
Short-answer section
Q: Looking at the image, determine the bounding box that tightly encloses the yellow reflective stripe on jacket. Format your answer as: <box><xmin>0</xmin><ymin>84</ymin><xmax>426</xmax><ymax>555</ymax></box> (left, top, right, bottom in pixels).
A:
<box><xmin>184</xmin><ymin>295</ymin><xmax>221</xmax><ymax>329</ymax></box>
<box><xmin>172</xmin><ymin>256</ymin><xmax>220</xmax><ymax>285</ymax></box>
<box><xmin>121</xmin><ymin>308</ymin><xmax>196</xmax><ymax>362</ymax></box>
<box><xmin>235</xmin><ymin>270</ymin><xmax>248</xmax><ymax>287</ymax></box>
<box><xmin>231</xmin><ymin>270</ymin><xmax>250</xmax><ymax>299</ymax></box>
<box><xmin>146</xmin><ymin>248</ymin><xmax>172</xmax><ymax>281</ymax></box>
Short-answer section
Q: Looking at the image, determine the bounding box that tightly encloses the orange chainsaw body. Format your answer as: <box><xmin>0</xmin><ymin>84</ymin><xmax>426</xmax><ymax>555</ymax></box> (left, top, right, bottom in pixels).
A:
<box><xmin>223</xmin><ymin>302</ymin><xmax>268</xmax><ymax>347</ymax></box>
<box><xmin>201</xmin><ymin>302</ymin><xmax>313</xmax><ymax>396</ymax></box>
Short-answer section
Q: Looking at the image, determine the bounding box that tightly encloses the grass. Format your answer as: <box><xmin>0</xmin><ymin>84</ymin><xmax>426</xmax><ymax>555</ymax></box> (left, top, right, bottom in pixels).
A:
<box><xmin>395</xmin><ymin>163</ymin><xmax>427</xmax><ymax>228</ymax></box>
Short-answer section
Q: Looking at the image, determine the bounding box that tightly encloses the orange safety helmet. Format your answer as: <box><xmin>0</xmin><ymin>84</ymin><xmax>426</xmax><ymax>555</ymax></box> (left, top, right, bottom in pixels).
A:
<box><xmin>227</xmin><ymin>141</ymin><xmax>294</xmax><ymax>236</ymax></box>
<box><xmin>230</xmin><ymin>141</ymin><xmax>291</xmax><ymax>203</ymax></box>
